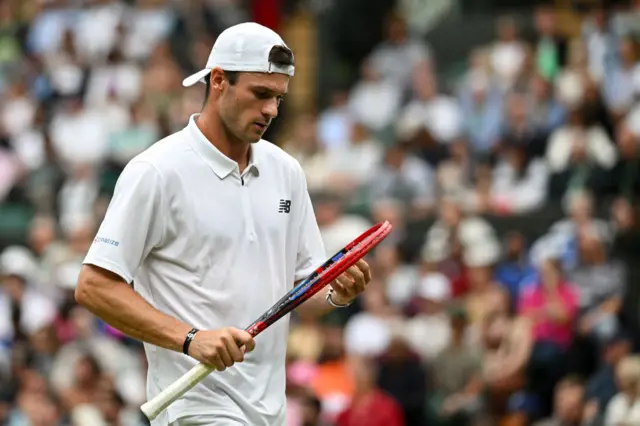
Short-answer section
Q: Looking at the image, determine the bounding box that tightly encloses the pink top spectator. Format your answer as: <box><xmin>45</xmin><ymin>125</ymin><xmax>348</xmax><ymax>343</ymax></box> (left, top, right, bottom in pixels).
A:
<box><xmin>518</xmin><ymin>282</ymin><xmax>579</xmax><ymax>349</ymax></box>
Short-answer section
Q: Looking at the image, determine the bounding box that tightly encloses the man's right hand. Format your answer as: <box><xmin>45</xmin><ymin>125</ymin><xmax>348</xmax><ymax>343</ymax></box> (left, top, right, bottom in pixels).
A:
<box><xmin>187</xmin><ymin>328</ymin><xmax>256</xmax><ymax>371</ymax></box>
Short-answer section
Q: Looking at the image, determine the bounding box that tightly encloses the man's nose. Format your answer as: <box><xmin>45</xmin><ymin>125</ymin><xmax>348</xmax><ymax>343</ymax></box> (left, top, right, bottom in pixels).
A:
<box><xmin>262</xmin><ymin>98</ymin><xmax>279</xmax><ymax>119</ymax></box>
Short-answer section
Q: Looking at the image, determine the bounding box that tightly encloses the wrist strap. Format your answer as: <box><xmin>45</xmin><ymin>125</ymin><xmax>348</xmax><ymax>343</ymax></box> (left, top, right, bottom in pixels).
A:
<box><xmin>183</xmin><ymin>328</ymin><xmax>199</xmax><ymax>355</ymax></box>
<box><xmin>326</xmin><ymin>288</ymin><xmax>353</xmax><ymax>308</ymax></box>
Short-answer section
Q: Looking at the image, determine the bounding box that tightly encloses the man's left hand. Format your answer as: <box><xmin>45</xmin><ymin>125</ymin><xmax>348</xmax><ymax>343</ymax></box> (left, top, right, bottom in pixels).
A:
<box><xmin>329</xmin><ymin>259</ymin><xmax>371</xmax><ymax>306</ymax></box>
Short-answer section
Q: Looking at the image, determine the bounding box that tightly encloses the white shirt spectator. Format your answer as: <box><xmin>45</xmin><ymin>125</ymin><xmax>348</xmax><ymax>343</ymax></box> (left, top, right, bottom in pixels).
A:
<box><xmin>50</xmin><ymin>105</ymin><xmax>110</xmax><ymax>169</ymax></box>
<box><xmin>348</xmin><ymin>79</ymin><xmax>402</xmax><ymax>132</ymax></box>
<box><xmin>326</xmin><ymin>137</ymin><xmax>382</xmax><ymax>187</ymax></box>
<box><xmin>369</xmin><ymin>153</ymin><xmax>435</xmax><ymax>209</ymax></box>
<box><xmin>604</xmin><ymin>393</ymin><xmax>640</xmax><ymax>426</ymax></box>
<box><xmin>367</xmin><ymin>39</ymin><xmax>431</xmax><ymax>87</ymax></box>
<box><xmin>546</xmin><ymin>125</ymin><xmax>617</xmax><ymax>173</ymax></box>
<box><xmin>399</xmin><ymin>95</ymin><xmax>463</xmax><ymax>143</ymax></box>
<box><xmin>491</xmin><ymin>158</ymin><xmax>549</xmax><ymax>214</ymax></box>
<box><xmin>73</xmin><ymin>0</ymin><xmax>125</xmax><ymax>63</ymax></box>
<box><xmin>84</xmin><ymin>62</ymin><xmax>142</xmax><ymax>107</ymax></box>
<box><xmin>11</xmin><ymin>129</ymin><xmax>46</xmax><ymax>171</ymax></box>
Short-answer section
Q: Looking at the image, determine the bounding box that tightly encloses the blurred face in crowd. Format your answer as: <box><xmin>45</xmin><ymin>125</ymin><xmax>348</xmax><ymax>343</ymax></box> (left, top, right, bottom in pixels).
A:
<box><xmin>3</xmin><ymin>274</ymin><xmax>26</xmax><ymax>302</ymax></box>
<box><xmin>314</xmin><ymin>198</ymin><xmax>342</xmax><ymax>227</ymax></box>
<box><xmin>617</xmin><ymin>124</ymin><xmax>639</xmax><ymax>159</ymax></box>
<box><xmin>534</xmin><ymin>7</ymin><xmax>556</xmax><ymax>36</ymax></box>
<box><xmin>413</xmin><ymin>62</ymin><xmax>436</xmax><ymax>100</ymax></box>
<box><xmin>320</xmin><ymin>325</ymin><xmax>345</xmax><ymax>362</ymax></box>
<box><xmin>439</xmin><ymin>199</ymin><xmax>462</xmax><ymax>226</ymax></box>
<box><xmin>482</xmin><ymin>311</ymin><xmax>508</xmax><ymax>349</ymax></box>
<box><xmin>497</xmin><ymin>17</ymin><xmax>518</xmax><ymax>42</ymax></box>
<box><xmin>293</xmin><ymin>113</ymin><xmax>319</xmax><ymax>152</ymax></box>
<box><xmin>300</xmin><ymin>394</ymin><xmax>322</xmax><ymax>426</ymax></box>
<box><xmin>507</xmin><ymin>93</ymin><xmax>528</xmax><ymax>127</ymax></box>
<box><xmin>505</xmin><ymin>232</ymin><xmax>525</xmax><ymax>260</ymax></box>
<box><xmin>577</xmin><ymin>229</ymin><xmax>605</xmax><ymax>265</ymax></box>
<box><xmin>384</xmin><ymin>144</ymin><xmax>408</xmax><ymax>170</ymax></box>
<box><xmin>615</xmin><ymin>357</ymin><xmax>640</xmax><ymax>395</ymax></box>
<box><xmin>349</xmin><ymin>356</ymin><xmax>378</xmax><ymax>395</ymax></box>
<box><xmin>28</xmin><ymin>216</ymin><xmax>56</xmax><ymax>255</ymax></box>
<box><xmin>569</xmin><ymin>192</ymin><xmax>593</xmax><ymax>224</ymax></box>
<box><xmin>531</xmin><ymin>74</ymin><xmax>551</xmax><ymax>101</ymax></box>
<box><xmin>75</xmin><ymin>355</ymin><xmax>101</xmax><ymax>388</ymax></box>
<box><xmin>386</xmin><ymin>15</ymin><xmax>407</xmax><ymax>44</ymax></box>
<box><xmin>468</xmin><ymin>265</ymin><xmax>492</xmax><ymax>290</ymax></box>
<box><xmin>540</xmin><ymin>259</ymin><xmax>562</xmax><ymax>289</ymax></box>
<box><xmin>350</xmin><ymin>121</ymin><xmax>369</xmax><ymax>144</ymax></box>
<box><xmin>606</xmin><ymin>338</ymin><xmax>632</xmax><ymax>366</ymax></box>
<box><xmin>210</xmin><ymin>69</ymin><xmax>289</xmax><ymax>144</ymax></box>
<box><xmin>554</xmin><ymin>380</ymin><xmax>585</xmax><ymax>422</ymax></box>
<box><xmin>620</xmin><ymin>38</ymin><xmax>637</xmax><ymax>66</ymax></box>
<box><xmin>505</xmin><ymin>145</ymin><xmax>526</xmax><ymax>171</ymax></box>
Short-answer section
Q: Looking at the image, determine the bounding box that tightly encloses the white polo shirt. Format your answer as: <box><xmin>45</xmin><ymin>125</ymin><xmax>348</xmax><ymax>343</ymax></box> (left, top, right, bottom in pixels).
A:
<box><xmin>83</xmin><ymin>114</ymin><xmax>326</xmax><ymax>425</ymax></box>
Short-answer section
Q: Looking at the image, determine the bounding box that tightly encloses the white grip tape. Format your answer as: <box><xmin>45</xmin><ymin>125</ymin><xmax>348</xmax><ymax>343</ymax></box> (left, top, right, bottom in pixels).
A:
<box><xmin>140</xmin><ymin>363</ymin><xmax>214</xmax><ymax>421</ymax></box>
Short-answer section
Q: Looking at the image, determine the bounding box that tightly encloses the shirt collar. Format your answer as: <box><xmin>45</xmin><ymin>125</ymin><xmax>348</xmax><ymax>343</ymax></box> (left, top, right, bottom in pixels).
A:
<box><xmin>186</xmin><ymin>114</ymin><xmax>260</xmax><ymax>179</ymax></box>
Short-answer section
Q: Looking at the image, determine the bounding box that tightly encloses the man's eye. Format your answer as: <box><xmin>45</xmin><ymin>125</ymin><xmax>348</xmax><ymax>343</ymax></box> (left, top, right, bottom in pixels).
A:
<box><xmin>254</xmin><ymin>91</ymin><xmax>271</xmax><ymax>99</ymax></box>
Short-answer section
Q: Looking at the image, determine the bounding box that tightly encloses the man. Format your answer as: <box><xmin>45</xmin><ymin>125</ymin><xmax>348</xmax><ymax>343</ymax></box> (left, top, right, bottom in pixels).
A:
<box><xmin>75</xmin><ymin>23</ymin><xmax>371</xmax><ymax>426</ymax></box>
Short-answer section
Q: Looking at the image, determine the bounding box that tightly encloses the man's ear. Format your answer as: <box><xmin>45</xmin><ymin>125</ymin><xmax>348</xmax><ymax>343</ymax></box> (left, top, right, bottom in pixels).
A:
<box><xmin>209</xmin><ymin>68</ymin><xmax>227</xmax><ymax>94</ymax></box>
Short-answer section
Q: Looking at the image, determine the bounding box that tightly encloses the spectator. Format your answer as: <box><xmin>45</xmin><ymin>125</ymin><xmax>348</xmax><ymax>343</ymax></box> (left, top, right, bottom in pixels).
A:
<box><xmin>532</xmin><ymin>376</ymin><xmax>585</xmax><ymax>426</ymax></box>
<box><xmin>402</xmin><ymin>272</ymin><xmax>453</xmax><ymax>363</ymax></box>
<box><xmin>603</xmin><ymin>355</ymin><xmax>640</xmax><ymax>425</ymax></box>
<box><xmin>547</xmin><ymin>105</ymin><xmax>617</xmax><ymax>201</ymax></box>
<box><xmin>365</xmin><ymin>12</ymin><xmax>431</xmax><ymax>91</ymax></box>
<box><xmin>459</xmin><ymin>70</ymin><xmax>504</xmax><ymax>157</ymax></box>
<box><xmin>481</xmin><ymin>308</ymin><xmax>532</xmax><ymax>419</ymax></box>
<box><xmin>584</xmin><ymin>332</ymin><xmax>633</xmax><ymax>423</ymax></box>
<box><xmin>570</xmin><ymin>225</ymin><xmax>626</xmax><ymax>346</ymax></box>
<box><xmin>602</xmin><ymin>37</ymin><xmax>640</xmax><ymax>119</ymax></box>
<box><xmin>489</xmin><ymin>16</ymin><xmax>527</xmax><ymax>91</ymax></box>
<box><xmin>518</xmin><ymin>257</ymin><xmax>579</xmax><ymax>416</ymax></box>
<box><xmin>377</xmin><ymin>336</ymin><xmax>426</xmax><ymax>425</ymax></box>
<box><xmin>398</xmin><ymin>62</ymin><xmax>462</xmax><ymax>145</ymax></box>
<box><xmin>347</xmin><ymin>59</ymin><xmax>402</xmax><ymax>134</ymax></box>
<box><xmin>532</xmin><ymin>5</ymin><xmax>568</xmax><ymax>81</ymax></box>
<box><xmin>335</xmin><ymin>356</ymin><xmax>405</xmax><ymax>426</ymax></box>
<box><xmin>324</xmin><ymin>121</ymin><xmax>383</xmax><ymax>198</ymax></box>
<box><xmin>527</xmin><ymin>74</ymin><xmax>567</xmax><ymax>138</ymax></box>
<box><xmin>495</xmin><ymin>231</ymin><xmax>536</xmax><ymax>309</ymax></box>
<box><xmin>428</xmin><ymin>309</ymin><xmax>484</xmax><ymax>426</ymax></box>
<box><xmin>491</xmin><ymin>140</ymin><xmax>550</xmax><ymax>215</ymax></box>
<box><xmin>368</xmin><ymin>141</ymin><xmax>435</xmax><ymax>217</ymax></box>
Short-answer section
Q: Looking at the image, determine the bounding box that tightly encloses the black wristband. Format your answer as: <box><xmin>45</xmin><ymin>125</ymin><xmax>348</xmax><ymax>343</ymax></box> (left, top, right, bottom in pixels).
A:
<box><xmin>183</xmin><ymin>328</ymin><xmax>199</xmax><ymax>355</ymax></box>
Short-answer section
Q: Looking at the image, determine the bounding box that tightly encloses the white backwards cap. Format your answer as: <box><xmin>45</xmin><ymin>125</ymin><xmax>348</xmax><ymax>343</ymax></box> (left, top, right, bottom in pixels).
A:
<box><xmin>182</xmin><ymin>22</ymin><xmax>294</xmax><ymax>87</ymax></box>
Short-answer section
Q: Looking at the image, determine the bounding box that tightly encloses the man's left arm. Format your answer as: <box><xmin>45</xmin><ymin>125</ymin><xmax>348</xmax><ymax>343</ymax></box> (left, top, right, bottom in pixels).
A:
<box><xmin>290</xmin><ymin>162</ymin><xmax>371</xmax><ymax>318</ymax></box>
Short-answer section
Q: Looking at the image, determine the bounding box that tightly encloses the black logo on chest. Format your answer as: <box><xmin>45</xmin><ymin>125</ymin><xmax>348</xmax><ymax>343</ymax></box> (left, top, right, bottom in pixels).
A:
<box><xmin>278</xmin><ymin>199</ymin><xmax>291</xmax><ymax>213</ymax></box>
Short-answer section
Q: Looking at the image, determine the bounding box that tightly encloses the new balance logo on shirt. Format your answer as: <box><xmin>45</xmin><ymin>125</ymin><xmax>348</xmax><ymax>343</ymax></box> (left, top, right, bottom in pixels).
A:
<box><xmin>278</xmin><ymin>199</ymin><xmax>291</xmax><ymax>213</ymax></box>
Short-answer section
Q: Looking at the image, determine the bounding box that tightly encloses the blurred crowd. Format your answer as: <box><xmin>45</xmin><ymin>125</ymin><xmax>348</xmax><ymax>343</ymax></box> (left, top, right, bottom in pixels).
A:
<box><xmin>2</xmin><ymin>0</ymin><xmax>640</xmax><ymax>425</ymax></box>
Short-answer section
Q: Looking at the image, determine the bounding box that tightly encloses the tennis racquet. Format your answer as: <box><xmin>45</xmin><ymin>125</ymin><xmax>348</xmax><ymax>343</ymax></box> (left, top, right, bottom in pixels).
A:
<box><xmin>140</xmin><ymin>220</ymin><xmax>392</xmax><ymax>421</ymax></box>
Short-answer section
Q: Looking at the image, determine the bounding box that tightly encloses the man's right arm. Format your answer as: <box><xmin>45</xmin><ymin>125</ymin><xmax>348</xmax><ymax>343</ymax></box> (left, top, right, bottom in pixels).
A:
<box><xmin>75</xmin><ymin>264</ymin><xmax>192</xmax><ymax>353</ymax></box>
<box><xmin>77</xmin><ymin>160</ymin><xmax>254</xmax><ymax>369</ymax></box>
<box><xmin>75</xmin><ymin>264</ymin><xmax>255</xmax><ymax>370</ymax></box>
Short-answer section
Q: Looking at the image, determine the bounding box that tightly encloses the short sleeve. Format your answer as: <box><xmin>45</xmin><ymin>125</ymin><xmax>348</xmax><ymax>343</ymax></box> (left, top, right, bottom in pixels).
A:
<box><xmin>83</xmin><ymin>161</ymin><xmax>166</xmax><ymax>283</ymax></box>
<box><xmin>292</xmin><ymin>162</ymin><xmax>326</xmax><ymax>281</ymax></box>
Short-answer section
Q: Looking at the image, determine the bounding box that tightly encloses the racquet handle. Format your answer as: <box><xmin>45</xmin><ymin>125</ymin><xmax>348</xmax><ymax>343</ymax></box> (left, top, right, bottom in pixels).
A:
<box><xmin>141</xmin><ymin>363</ymin><xmax>214</xmax><ymax>420</ymax></box>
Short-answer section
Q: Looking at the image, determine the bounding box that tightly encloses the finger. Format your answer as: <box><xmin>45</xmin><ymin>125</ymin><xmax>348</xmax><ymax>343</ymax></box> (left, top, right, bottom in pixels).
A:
<box><xmin>346</xmin><ymin>265</ymin><xmax>365</xmax><ymax>292</ymax></box>
<box><xmin>211</xmin><ymin>354</ymin><xmax>226</xmax><ymax>371</ymax></box>
<box><xmin>333</xmin><ymin>275</ymin><xmax>355</xmax><ymax>297</ymax></box>
<box><xmin>224</xmin><ymin>336</ymin><xmax>244</xmax><ymax>363</ymax></box>
<box><xmin>356</xmin><ymin>259</ymin><xmax>371</xmax><ymax>284</ymax></box>
<box><xmin>230</xmin><ymin>329</ymin><xmax>256</xmax><ymax>353</ymax></box>
<box><xmin>217</xmin><ymin>341</ymin><xmax>234</xmax><ymax>367</ymax></box>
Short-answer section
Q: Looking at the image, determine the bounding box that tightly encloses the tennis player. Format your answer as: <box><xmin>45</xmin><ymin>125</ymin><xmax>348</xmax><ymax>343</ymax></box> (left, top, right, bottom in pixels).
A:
<box><xmin>75</xmin><ymin>22</ymin><xmax>372</xmax><ymax>426</ymax></box>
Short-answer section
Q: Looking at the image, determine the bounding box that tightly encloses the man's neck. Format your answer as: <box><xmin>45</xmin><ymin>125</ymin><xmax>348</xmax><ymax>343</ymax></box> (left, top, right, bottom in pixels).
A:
<box><xmin>196</xmin><ymin>112</ymin><xmax>250</xmax><ymax>172</ymax></box>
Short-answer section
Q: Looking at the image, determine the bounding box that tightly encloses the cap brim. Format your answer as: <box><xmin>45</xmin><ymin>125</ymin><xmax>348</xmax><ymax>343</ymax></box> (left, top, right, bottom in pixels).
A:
<box><xmin>182</xmin><ymin>69</ymin><xmax>211</xmax><ymax>87</ymax></box>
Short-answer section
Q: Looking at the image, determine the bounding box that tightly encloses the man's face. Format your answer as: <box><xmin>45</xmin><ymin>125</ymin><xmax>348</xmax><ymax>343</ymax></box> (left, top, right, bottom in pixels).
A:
<box><xmin>217</xmin><ymin>72</ymin><xmax>289</xmax><ymax>143</ymax></box>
